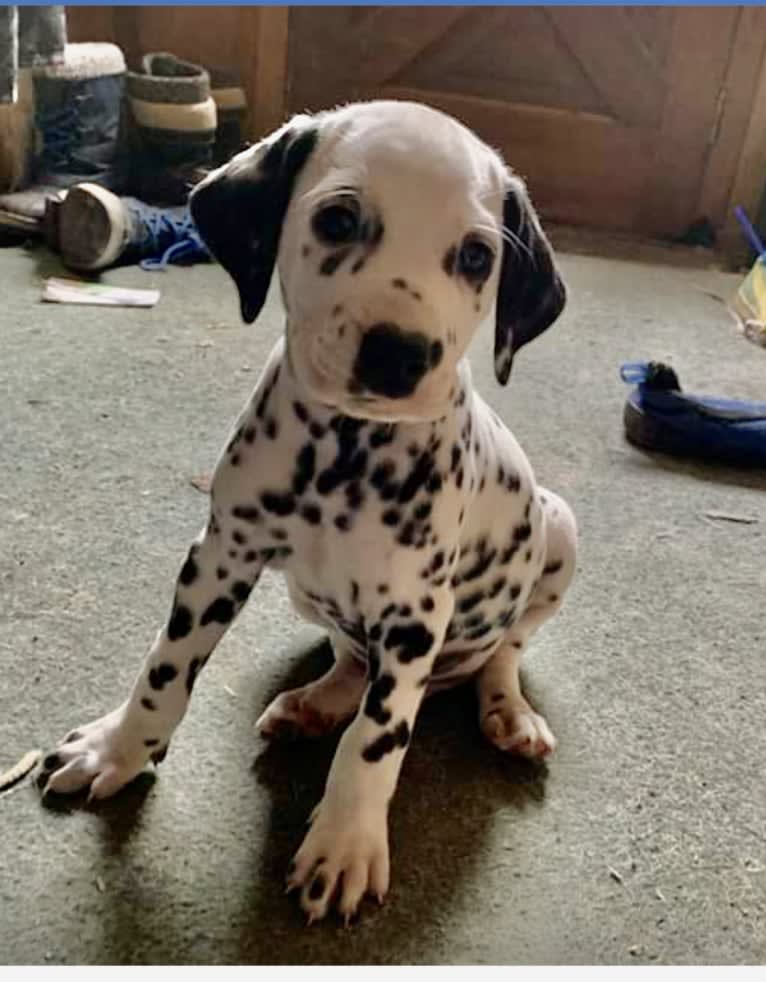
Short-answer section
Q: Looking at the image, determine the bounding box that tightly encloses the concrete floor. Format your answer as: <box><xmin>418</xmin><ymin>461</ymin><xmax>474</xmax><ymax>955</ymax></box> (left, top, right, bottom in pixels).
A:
<box><xmin>1</xmin><ymin>241</ymin><xmax>765</xmax><ymax>965</ymax></box>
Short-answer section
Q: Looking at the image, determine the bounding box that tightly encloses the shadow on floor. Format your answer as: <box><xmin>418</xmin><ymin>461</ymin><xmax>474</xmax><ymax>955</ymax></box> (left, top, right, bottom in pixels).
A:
<box><xmin>230</xmin><ymin>639</ymin><xmax>550</xmax><ymax>962</ymax></box>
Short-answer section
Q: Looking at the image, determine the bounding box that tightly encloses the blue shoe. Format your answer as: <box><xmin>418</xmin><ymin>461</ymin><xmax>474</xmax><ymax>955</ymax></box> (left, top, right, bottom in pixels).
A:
<box><xmin>621</xmin><ymin>361</ymin><xmax>766</xmax><ymax>467</ymax></box>
<box><xmin>54</xmin><ymin>182</ymin><xmax>210</xmax><ymax>272</ymax></box>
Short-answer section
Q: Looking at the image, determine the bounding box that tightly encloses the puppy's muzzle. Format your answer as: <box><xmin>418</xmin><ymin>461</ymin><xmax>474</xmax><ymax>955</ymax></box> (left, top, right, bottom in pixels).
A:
<box><xmin>352</xmin><ymin>322</ymin><xmax>443</xmax><ymax>399</ymax></box>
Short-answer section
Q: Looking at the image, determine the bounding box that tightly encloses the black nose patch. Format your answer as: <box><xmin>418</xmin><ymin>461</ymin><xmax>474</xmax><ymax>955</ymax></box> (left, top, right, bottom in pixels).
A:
<box><xmin>353</xmin><ymin>323</ymin><xmax>437</xmax><ymax>399</ymax></box>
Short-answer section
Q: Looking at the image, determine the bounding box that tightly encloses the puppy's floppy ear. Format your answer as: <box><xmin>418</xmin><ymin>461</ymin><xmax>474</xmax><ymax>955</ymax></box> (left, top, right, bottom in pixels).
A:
<box><xmin>189</xmin><ymin>115</ymin><xmax>318</xmax><ymax>324</ymax></box>
<box><xmin>494</xmin><ymin>181</ymin><xmax>566</xmax><ymax>385</ymax></box>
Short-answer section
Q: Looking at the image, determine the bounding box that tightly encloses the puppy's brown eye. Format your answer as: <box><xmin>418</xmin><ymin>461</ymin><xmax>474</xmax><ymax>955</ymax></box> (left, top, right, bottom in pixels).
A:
<box><xmin>458</xmin><ymin>238</ymin><xmax>493</xmax><ymax>280</ymax></box>
<box><xmin>312</xmin><ymin>203</ymin><xmax>360</xmax><ymax>246</ymax></box>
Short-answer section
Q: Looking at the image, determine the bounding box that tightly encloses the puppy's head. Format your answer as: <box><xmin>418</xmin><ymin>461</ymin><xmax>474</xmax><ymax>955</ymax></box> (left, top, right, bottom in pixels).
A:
<box><xmin>190</xmin><ymin>101</ymin><xmax>566</xmax><ymax>421</ymax></box>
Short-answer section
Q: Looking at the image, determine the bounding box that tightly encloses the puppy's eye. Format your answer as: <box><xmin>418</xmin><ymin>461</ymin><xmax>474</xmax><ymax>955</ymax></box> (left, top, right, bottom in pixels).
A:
<box><xmin>312</xmin><ymin>203</ymin><xmax>360</xmax><ymax>246</ymax></box>
<box><xmin>458</xmin><ymin>238</ymin><xmax>494</xmax><ymax>279</ymax></box>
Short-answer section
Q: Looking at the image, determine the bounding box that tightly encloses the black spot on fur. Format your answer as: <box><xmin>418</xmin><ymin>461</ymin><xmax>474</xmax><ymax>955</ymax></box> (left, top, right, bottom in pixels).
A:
<box><xmin>293</xmin><ymin>401</ymin><xmax>309</xmax><ymax>423</ymax></box>
<box><xmin>232</xmin><ymin>580</ymin><xmax>252</xmax><ymax>603</ymax></box>
<box><xmin>334</xmin><ymin>513</ymin><xmax>351</xmax><ymax>531</ymax></box>
<box><xmin>429</xmin><ymin>340</ymin><xmax>444</xmax><ymax>368</ymax></box>
<box><xmin>186</xmin><ymin>655</ymin><xmax>208</xmax><ymax>694</ymax></box>
<box><xmin>462</xmin><ymin>547</ymin><xmax>497</xmax><ymax>583</ymax></box>
<box><xmin>426</xmin><ymin>472</ymin><xmax>442</xmax><ymax>494</ymax></box>
<box><xmin>179</xmin><ymin>550</ymin><xmax>198</xmax><ymax>586</ymax></box>
<box><xmin>265</xmin><ymin>419</ymin><xmax>278</xmax><ymax>440</ymax></box>
<box><xmin>382</xmin><ymin>508</ymin><xmax>400</xmax><ymax>526</ymax></box>
<box><xmin>377</xmin><ymin>583</ymin><xmax>389</xmax><ymax>595</ymax></box>
<box><xmin>368</xmin><ymin>646</ymin><xmax>381</xmax><ymax>680</ymax></box>
<box><xmin>392</xmin><ymin>278</ymin><xmax>407</xmax><ymax>290</ymax></box>
<box><xmin>544</xmin><ymin>560</ymin><xmax>563</xmax><ymax>576</ymax></box>
<box><xmin>149</xmin><ymin>663</ymin><xmax>178</xmax><ymax>690</ymax></box>
<box><xmin>458</xmin><ymin>591</ymin><xmax>484</xmax><ymax>613</ymax></box>
<box><xmin>243</xmin><ymin>426</ymin><xmax>256</xmax><ymax>444</ymax></box>
<box><xmin>141</xmin><ymin>697</ymin><xmax>156</xmax><ymax>711</ymax></box>
<box><xmin>309</xmin><ymin>422</ymin><xmax>324</xmax><ymax>440</ymax></box>
<box><xmin>443</xmin><ymin>245</ymin><xmax>457</xmax><ymax>276</ymax></box>
<box><xmin>232</xmin><ymin>529</ymin><xmax>248</xmax><ymax>546</ymax></box>
<box><xmin>362</xmin><ymin>720</ymin><xmax>410</xmax><ymax>762</ymax></box>
<box><xmin>420</xmin><ymin>595</ymin><xmax>434</xmax><ymax>612</ymax></box>
<box><xmin>398</xmin><ymin>453</ymin><xmax>434</xmax><ymax>504</ymax></box>
<box><xmin>385</xmin><ymin>622</ymin><xmax>434</xmax><ymax>662</ymax></box>
<box><xmin>261</xmin><ymin>491</ymin><xmax>296</xmax><ymax>516</ymax></box>
<box><xmin>489</xmin><ymin>576</ymin><xmax>506</xmax><ymax>598</ymax></box>
<box><xmin>364</xmin><ymin>673</ymin><xmax>396</xmax><ymax>724</ymax></box>
<box><xmin>168</xmin><ymin>604</ymin><xmax>193</xmax><ymax>641</ymax></box>
<box><xmin>414</xmin><ymin>501</ymin><xmax>432</xmax><ymax>521</ymax></box>
<box><xmin>293</xmin><ymin>443</ymin><xmax>316</xmax><ymax>495</ymax></box>
<box><xmin>200</xmin><ymin>597</ymin><xmax>235</xmax><ymax>626</ymax></box>
<box><xmin>144</xmin><ymin>738</ymin><xmax>160</xmax><ymax>747</ymax></box>
<box><xmin>301</xmin><ymin>502</ymin><xmax>322</xmax><ymax>524</ymax></box>
<box><xmin>345</xmin><ymin>481</ymin><xmax>364</xmax><ymax>510</ymax></box>
<box><xmin>320</xmin><ymin>247</ymin><xmax>352</xmax><ymax>276</ymax></box>
<box><xmin>216</xmin><ymin>566</ymin><xmax>229</xmax><ymax>580</ymax></box>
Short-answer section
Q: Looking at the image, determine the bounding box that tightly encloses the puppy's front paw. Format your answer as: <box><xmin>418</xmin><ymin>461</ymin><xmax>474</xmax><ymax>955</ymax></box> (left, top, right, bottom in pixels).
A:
<box><xmin>481</xmin><ymin>700</ymin><xmax>557</xmax><ymax>759</ymax></box>
<box><xmin>287</xmin><ymin>797</ymin><xmax>390</xmax><ymax>924</ymax></box>
<box><xmin>39</xmin><ymin>706</ymin><xmax>163</xmax><ymax>800</ymax></box>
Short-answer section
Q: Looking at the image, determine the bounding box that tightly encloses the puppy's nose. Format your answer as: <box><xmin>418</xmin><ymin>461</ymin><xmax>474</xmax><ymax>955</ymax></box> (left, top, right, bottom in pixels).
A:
<box><xmin>353</xmin><ymin>322</ymin><xmax>431</xmax><ymax>398</ymax></box>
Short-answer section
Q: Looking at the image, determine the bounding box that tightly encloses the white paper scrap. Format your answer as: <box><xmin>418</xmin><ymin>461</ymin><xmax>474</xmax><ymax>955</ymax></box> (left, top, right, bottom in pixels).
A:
<box><xmin>42</xmin><ymin>277</ymin><xmax>160</xmax><ymax>308</ymax></box>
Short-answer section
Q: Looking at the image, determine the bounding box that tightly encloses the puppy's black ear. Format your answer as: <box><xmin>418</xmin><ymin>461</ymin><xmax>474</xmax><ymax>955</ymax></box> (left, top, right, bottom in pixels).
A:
<box><xmin>189</xmin><ymin>117</ymin><xmax>318</xmax><ymax>324</ymax></box>
<box><xmin>494</xmin><ymin>183</ymin><xmax>566</xmax><ymax>385</ymax></box>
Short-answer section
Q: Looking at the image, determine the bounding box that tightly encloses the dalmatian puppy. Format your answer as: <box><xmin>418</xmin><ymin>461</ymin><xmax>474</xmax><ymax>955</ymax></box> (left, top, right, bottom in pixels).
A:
<box><xmin>40</xmin><ymin>100</ymin><xmax>577</xmax><ymax>923</ymax></box>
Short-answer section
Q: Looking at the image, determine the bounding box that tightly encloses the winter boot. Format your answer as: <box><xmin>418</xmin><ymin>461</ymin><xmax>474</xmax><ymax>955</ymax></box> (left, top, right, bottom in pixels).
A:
<box><xmin>51</xmin><ymin>181</ymin><xmax>209</xmax><ymax>272</ymax></box>
<box><xmin>126</xmin><ymin>52</ymin><xmax>216</xmax><ymax>205</ymax></box>
<box><xmin>208</xmin><ymin>65</ymin><xmax>248</xmax><ymax>165</ymax></box>
<box><xmin>0</xmin><ymin>42</ymin><xmax>126</xmax><ymax>239</ymax></box>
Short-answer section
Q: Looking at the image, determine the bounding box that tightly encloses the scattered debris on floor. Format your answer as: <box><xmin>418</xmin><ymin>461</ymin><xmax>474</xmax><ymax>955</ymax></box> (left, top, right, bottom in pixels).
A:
<box><xmin>608</xmin><ymin>866</ymin><xmax>625</xmax><ymax>885</ymax></box>
<box><xmin>95</xmin><ymin>876</ymin><xmax>106</xmax><ymax>893</ymax></box>
<box><xmin>189</xmin><ymin>473</ymin><xmax>212</xmax><ymax>493</ymax></box>
<box><xmin>0</xmin><ymin>748</ymin><xmax>41</xmax><ymax>793</ymax></box>
<box><xmin>702</xmin><ymin>510</ymin><xmax>759</xmax><ymax>525</ymax></box>
<box><xmin>42</xmin><ymin>277</ymin><xmax>160</xmax><ymax>308</ymax></box>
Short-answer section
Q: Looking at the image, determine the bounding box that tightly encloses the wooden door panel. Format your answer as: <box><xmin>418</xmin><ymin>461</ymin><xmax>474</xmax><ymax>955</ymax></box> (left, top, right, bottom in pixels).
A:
<box><xmin>288</xmin><ymin>6</ymin><xmax>748</xmax><ymax>237</ymax></box>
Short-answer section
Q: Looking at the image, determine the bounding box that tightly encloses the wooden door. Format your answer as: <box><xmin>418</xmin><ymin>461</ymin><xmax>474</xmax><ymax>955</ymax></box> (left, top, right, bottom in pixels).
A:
<box><xmin>287</xmin><ymin>6</ymin><xmax>757</xmax><ymax>239</ymax></box>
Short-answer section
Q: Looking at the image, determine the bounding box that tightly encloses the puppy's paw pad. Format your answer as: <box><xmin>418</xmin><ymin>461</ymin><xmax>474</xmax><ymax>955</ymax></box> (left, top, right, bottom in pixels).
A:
<box><xmin>287</xmin><ymin>798</ymin><xmax>390</xmax><ymax>923</ymax></box>
<box><xmin>482</xmin><ymin>703</ymin><xmax>557</xmax><ymax>758</ymax></box>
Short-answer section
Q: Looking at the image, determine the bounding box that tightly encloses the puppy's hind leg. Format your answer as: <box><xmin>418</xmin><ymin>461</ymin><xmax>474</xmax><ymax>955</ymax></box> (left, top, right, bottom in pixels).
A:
<box><xmin>256</xmin><ymin>635</ymin><xmax>367</xmax><ymax>739</ymax></box>
<box><xmin>477</xmin><ymin>489</ymin><xmax>576</xmax><ymax>759</ymax></box>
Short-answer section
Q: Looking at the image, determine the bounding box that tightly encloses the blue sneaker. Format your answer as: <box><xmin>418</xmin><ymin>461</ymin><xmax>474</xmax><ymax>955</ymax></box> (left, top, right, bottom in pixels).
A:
<box><xmin>54</xmin><ymin>182</ymin><xmax>210</xmax><ymax>272</ymax></box>
<box><xmin>621</xmin><ymin>361</ymin><xmax>766</xmax><ymax>467</ymax></box>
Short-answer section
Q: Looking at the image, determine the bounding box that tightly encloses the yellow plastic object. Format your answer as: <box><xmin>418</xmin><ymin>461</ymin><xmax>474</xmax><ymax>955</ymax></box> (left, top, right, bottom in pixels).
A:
<box><xmin>732</xmin><ymin>257</ymin><xmax>766</xmax><ymax>346</ymax></box>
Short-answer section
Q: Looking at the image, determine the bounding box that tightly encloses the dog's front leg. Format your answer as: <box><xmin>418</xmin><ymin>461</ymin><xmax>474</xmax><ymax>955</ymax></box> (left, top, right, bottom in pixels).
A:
<box><xmin>287</xmin><ymin>586</ymin><xmax>453</xmax><ymax>924</ymax></box>
<box><xmin>40</xmin><ymin>516</ymin><xmax>266</xmax><ymax>799</ymax></box>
